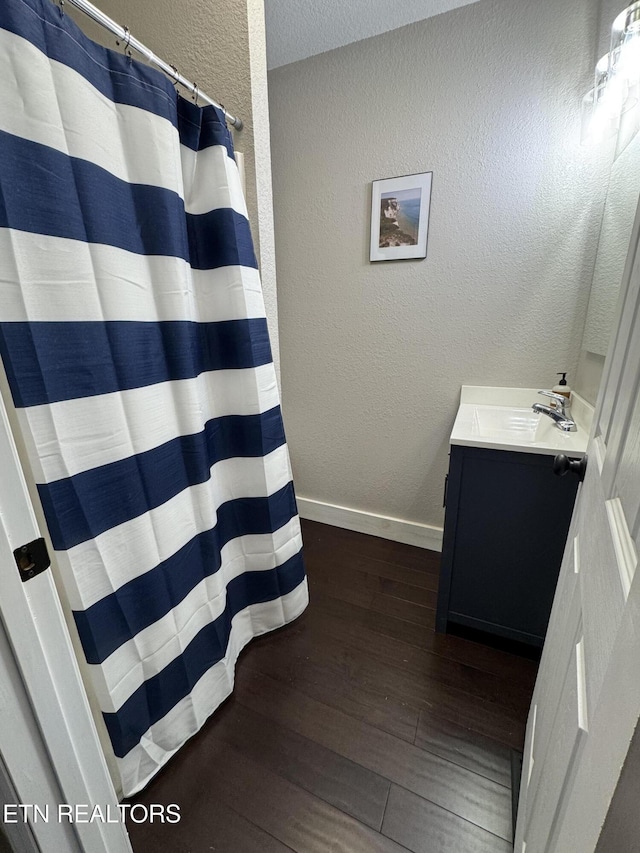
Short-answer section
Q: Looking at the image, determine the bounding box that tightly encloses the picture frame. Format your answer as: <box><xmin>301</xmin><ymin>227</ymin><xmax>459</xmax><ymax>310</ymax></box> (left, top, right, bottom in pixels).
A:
<box><xmin>369</xmin><ymin>171</ymin><xmax>433</xmax><ymax>262</ymax></box>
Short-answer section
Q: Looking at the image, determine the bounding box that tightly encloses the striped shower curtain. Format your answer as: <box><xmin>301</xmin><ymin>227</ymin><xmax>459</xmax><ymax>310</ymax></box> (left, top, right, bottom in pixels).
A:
<box><xmin>0</xmin><ymin>0</ymin><xmax>307</xmax><ymax>796</ymax></box>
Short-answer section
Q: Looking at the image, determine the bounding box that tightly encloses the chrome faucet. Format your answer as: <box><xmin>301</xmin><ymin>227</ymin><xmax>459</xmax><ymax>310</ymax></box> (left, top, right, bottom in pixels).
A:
<box><xmin>532</xmin><ymin>390</ymin><xmax>576</xmax><ymax>432</ymax></box>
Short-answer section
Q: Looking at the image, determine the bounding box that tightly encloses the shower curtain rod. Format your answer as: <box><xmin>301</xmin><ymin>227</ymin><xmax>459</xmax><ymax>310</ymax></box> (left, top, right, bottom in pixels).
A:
<box><xmin>59</xmin><ymin>0</ymin><xmax>243</xmax><ymax>129</ymax></box>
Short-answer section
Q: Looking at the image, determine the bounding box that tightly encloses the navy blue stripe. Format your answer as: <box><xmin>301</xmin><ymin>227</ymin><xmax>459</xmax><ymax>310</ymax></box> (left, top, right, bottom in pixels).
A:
<box><xmin>0</xmin><ymin>131</ymin><xmax>256</xmax><ymax>268</ymax></box>
<box><xmin>187</xmin><ymin>207</ymin><xmax>257</xmax><ymax>271</ymax></box>
<box><xmin>103</xmin><ymin>549</ymin><xmax>306</xmax><ymax>758</ymax></box>
<box><xmin>38</xmin><ymin>406</ymin><xmax>286</xmax><ymax>551</ymax></box>
<box><xmin>0</xmin><ymin>318</ymin><xmax>272</xmax><ymax>408</ymax></box>
<box><xmin>74</xmin><ymin>482</ymin><xmax>300</xmax><ymax>664</ymax></box>
<box><xmin>0</xmin><ymin>129</ymin><xmax>184</xmax><ymax>258</ymax></box>
<box><xmin>178</xmin><ymin>99</ymin><xmax>234</xmax><ymax>159</ymax></box>
<box><xmin>0</xmin><ymin>0</ymin><xmax>177</xmax><ymax>124</ymax></box>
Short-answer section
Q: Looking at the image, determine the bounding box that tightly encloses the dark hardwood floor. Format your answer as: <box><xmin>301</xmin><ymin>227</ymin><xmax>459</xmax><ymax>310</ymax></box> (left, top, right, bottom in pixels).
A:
<box><xmin>126</xmin><ymin>519</ymin><xmax>538</xmax><ymax>852</ymax></box>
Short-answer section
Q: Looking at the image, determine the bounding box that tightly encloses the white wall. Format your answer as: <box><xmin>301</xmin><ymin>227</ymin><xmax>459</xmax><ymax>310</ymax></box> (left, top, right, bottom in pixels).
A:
<box><xmin>269</xmin><ymin>0</ymin><xmax>604</xmax><ymax>539</ymax></box>
<box><xmin>69</xmin><ymin>0</ymin><xmax>281</xmax><ymax>380</ymax></box>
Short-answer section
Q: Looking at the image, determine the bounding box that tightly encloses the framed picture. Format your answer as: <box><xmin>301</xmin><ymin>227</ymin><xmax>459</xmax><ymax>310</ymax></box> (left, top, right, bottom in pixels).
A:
<box><xmin>369</xmin><ymin>172</ymin><xmax>432</xmax><ymax>262</ymax></box>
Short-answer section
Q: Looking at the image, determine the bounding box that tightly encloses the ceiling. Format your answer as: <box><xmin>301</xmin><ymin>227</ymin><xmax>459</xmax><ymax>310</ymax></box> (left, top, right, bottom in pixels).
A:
<box><xmin>264</xmin><ymin>0</ymin><xmax>482</xmax><ymax>70</ymax></box>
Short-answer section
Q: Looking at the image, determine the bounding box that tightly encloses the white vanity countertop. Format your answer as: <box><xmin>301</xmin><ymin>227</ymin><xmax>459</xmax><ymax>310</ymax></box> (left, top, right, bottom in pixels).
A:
<box><xmin>450</xmin><ymin>386</ymin><xmax>592</xmax><ymax>457</ymax></box>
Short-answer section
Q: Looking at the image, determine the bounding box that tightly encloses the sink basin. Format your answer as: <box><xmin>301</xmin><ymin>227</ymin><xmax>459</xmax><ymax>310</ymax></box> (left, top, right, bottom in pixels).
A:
<box><xmin>450</xmin><ymin>388</ymin><xmax>589</xmax><ymax>457</ymax></box>
<box><xmin>471</xmin><ymin>405</ymin><xmax>541</xmax><ymax>443</ymax></box>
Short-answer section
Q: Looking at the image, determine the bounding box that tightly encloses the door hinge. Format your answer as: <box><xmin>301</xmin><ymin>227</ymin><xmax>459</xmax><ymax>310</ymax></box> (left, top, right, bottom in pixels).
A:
<box><xmin>13</xmin><ymin>538</ymin><xmax>50</xmax><ymax>583</ymax></box>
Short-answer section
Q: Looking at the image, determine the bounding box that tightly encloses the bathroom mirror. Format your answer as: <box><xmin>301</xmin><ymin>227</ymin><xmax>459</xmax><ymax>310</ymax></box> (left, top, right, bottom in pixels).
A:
<box><xmin>581</xmin><ymin>131</ymin><xmax>640</xmax><ymax>356</ymax></box>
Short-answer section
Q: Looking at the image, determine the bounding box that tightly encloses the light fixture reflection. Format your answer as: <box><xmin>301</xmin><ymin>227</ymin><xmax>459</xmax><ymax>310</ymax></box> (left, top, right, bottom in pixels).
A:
<box><xmin>581</xmin><ymin>56</ymin><xmax>624</xmax><ymax>143</ymax></box>
<box><xmin>610</xmin><ymin>1</ymin><xmax>640</xmax><ymax>85</ymax></box>
<box><xmin>582</xmin><ymin>2</ymin><xmax>640</xmax><ymax>144</ymax></box>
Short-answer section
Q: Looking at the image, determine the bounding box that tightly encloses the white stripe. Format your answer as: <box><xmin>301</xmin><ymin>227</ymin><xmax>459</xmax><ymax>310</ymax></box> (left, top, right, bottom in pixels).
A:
<box><xmin>181</xmin><ymin>145</ymin><xmax>248</xmax><ymax>217</ymax></box>
<box><xmin>18</xmin><ymin>363</ymin><xmax>280</xmax><ymax>483</ymax></box>
<box><xmin>91</xmin><ymin>518</ymin><xmax>303</xmax><ymax>712</ymax></box>
<box><xmin>56</xmin><ymin>444</ymin><xmax>294</xmax><ymax>609</ymax></box>
<box><xmin>0</xmin><ymin>28</ymin><xmax>181</xmax><ymax>194</ymax></box>
<box><xmin>0</xmin><ymin>231</ymin><xmax>264</xmax><ymax>324</ymax></box>
<box><xmin>0</xmin><ymin>28</ymin><xmax>246</xmax><ymax>216</ymax></box>
<box><xmin>116</xmin><ymin>580</ymin><xmax>309</xmax><ymax>797</ymax></box>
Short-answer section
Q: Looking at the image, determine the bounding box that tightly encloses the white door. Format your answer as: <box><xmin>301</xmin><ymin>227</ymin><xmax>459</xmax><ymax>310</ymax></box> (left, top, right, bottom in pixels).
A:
<box><xmin>0</xmin><ymin>388</ymin><xmax>132</xmax><ymax>853</ymax></box>
<box><xmin>515</xmin><ymin>199</ymin><xmax>640</xmax><ymax>850</ymax></box>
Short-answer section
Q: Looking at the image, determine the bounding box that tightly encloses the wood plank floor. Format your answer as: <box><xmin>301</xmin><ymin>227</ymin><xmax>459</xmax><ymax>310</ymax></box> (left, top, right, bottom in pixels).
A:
<box><xmin>126</xmin><ymin>519</ymin><xmax>538</xmax><ymax>852</ymax></box>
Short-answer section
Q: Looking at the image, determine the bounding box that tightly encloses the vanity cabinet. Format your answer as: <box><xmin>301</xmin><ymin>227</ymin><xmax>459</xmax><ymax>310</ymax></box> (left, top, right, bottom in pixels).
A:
<box><xmin>436</xmin><ymin>444</ymin><xmax>580</xmax><ymax>647</ymax></box>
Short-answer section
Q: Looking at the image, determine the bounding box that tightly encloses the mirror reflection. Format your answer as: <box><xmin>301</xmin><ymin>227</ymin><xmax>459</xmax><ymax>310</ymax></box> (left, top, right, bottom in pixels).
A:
<box><xmin>578</xmin><ymin>104</ymin><xmax>640</xmax><ymax>403</ymax></box>
<box><xmin>584</xmin><ymin>134</ymin><xmax>640</xmax><ymax>354</ymax></box>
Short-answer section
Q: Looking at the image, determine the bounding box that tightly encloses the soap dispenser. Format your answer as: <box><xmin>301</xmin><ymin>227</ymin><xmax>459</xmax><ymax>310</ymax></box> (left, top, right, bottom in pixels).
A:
<box><xmin>552</xmin><ymin>372</ymin><xmax>571</xmax><ymax>407</ymax></box>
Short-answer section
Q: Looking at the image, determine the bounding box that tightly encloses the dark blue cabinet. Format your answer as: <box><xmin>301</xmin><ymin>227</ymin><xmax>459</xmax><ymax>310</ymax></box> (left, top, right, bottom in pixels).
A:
<box><xmin>436</xmin><ymin>445</ymin><xmax>580</xmax><ymax>647</ymax></box>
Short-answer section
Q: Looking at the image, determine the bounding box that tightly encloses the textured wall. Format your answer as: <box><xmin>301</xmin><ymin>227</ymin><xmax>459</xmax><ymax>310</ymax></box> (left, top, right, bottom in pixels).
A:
<box><xmin>270</xmin><ymin>0</ymin><xmax>604</xmax><ymax>532</ymax></box>
<box><xmin>68</xmin><ymin>0</ymin><xmax>280</xmax><ymax>379</ymax></box>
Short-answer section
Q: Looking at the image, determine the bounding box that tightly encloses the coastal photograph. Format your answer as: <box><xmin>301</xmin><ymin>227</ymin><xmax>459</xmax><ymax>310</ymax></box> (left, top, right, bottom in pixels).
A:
<box><xmin>370</xmin><ymin>172</ymin><xmax>432</xmax><ymax>262</ymax></box>
<box><xmin>379</xmin><ymin>187</ymin><xmax>421</xmax><ymax>248</ymax></box>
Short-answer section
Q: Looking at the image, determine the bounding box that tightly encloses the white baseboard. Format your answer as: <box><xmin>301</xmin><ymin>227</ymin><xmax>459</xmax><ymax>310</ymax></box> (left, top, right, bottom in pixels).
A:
<box><xmin>296</xmin><ymin>497</ymin><xmax>443</xmax><ymax>552</ymax></box>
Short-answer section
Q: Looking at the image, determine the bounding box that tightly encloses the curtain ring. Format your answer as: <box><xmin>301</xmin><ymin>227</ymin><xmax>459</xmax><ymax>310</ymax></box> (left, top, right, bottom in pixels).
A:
<box><xmin>117</xmin><ymin>26</ymin><xmax>131</xmax><ymax>55</ymax></box>
<box><xmin>170</xmin><ymin>65</ymin><xmax>180</xmax><ymax>86</ymax></box>
<box><xmin>193</xmin><ymin>83</ymin><xmax>199</xmax><ymax>106</ymax></box>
